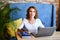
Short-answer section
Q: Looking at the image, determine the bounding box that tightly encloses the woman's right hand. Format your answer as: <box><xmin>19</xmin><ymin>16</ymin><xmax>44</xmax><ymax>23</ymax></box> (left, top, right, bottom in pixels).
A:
<box><xmin>18</xmin><ymin>29</ymin><xmax>24</xmax><ymax>32</ymax></box>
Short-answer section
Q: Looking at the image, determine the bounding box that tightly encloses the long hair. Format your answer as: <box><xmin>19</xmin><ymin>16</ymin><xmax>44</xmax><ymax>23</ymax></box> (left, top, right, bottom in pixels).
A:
<box><xmin>26</xmin><ymin>6</ymin><xmax>38</xmax><ymax>19</ymax></box>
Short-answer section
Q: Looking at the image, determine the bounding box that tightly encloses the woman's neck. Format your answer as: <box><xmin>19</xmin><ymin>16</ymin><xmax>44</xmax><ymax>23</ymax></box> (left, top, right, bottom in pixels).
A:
<box><xmin>29</xmin><ymin>17</ymin><xmax>35</xmax><ymax>21</ymax></box>
<box><xmin>27</xmin><ymin>17</ymin><xmax>36</xmax><ymax>24</ymax></box>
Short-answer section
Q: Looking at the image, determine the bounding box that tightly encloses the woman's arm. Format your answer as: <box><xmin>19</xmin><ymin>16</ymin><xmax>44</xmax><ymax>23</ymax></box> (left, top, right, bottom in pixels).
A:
<box><xmin>16</xmin><ymin>29</ymin><xmax>22</xmax><ymax>38</ymax></box>
<box><xmin>18</xmin><ymin>19</ymin><xmax>25</xmax><ymax>29</ymax></box>
<box><xmin>38</xmin><ymin>19</ymin><xmax>45</xmax><ymax>28</ymax></box>
<box><xmin>16</xmin><ymin>19</ymin><xmax>26</xmax><ymax>38</ymax></box>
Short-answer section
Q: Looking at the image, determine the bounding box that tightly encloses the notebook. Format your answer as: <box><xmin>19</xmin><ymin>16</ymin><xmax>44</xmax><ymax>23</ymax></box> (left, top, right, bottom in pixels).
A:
<box><xmin>18</xmin><ymin>31</ymin><xmax>31</xmax><ymax>38</ymax></box>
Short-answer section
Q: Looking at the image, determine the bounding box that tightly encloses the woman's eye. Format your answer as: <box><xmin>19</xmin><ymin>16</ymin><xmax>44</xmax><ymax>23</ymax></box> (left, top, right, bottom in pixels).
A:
<box><xmin>29</xmin><ymin>11</ymin><xmax>32</xmax><ymax>12</ymax></box>
<box><xmin>29</xmin><ymin>11</ymin><xmax>35</xmax><ymax>12</ymax></box>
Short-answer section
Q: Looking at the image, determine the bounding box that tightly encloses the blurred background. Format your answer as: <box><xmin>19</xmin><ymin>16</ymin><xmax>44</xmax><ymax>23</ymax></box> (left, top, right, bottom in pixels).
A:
<box><xmin>0</xmin><ymin>0</ymin><xmax>60</xmax><ymax>40</ymax></box>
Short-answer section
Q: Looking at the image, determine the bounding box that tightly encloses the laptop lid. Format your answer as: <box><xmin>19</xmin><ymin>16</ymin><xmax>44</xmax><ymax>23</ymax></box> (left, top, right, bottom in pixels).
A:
<box><xmin>32</xmin><ymin>27</ymin><xmax>55</xmax><ymax>37</ymax></box>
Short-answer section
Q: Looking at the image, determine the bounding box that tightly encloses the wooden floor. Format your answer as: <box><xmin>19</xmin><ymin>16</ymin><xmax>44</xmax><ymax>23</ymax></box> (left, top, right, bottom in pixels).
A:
<box><xmin>16</xmin><ymin>31</ymin><xmax>60</xmax><ymax>40</ymax></box>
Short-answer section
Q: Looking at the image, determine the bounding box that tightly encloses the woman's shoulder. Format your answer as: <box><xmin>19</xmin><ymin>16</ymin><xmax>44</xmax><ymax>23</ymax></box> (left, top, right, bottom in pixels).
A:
<box><xmin>36</xmin><ymin>18</ymin><xmax>42</xmax><ymax>23</ymax></box>
<box><xmin>23</xmin><ymin>18</ymin><xmax>28</xmax><ymax>22</ymax></box>
<box><xmin>36</xmin><ymin>18</ymin><xmax>41</xmax><ymax>21</ymax></box>
<box><xmin>23</xmin><ymin>18</ymin><xmax>26</xmax><ymax>20</ymax></box>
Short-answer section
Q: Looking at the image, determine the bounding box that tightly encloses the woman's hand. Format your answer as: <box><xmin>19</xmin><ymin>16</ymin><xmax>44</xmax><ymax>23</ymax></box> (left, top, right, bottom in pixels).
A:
<box><xmin>28</xmin><ymin>32</ymin><xmax>31</xmax><ymax>34</ymax></box>
<box><xmin>18</xmin><ymin>29</ymin><xmax>24</xmax><ymax>32</ymax></box>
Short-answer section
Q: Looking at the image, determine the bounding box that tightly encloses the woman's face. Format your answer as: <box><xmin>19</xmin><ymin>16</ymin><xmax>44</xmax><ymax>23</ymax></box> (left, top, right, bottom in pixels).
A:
<box><xmin>29</xmin><ymin>8</ymin><xmax>36</xmax><ymax>18</ymax></box>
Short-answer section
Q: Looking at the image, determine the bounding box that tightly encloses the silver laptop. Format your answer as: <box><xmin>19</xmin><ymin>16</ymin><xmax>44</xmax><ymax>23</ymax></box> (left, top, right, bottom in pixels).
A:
<box><xmin>32</xmin><ymin>27</ymin><xmax>56</xmax><ymax>37</ymax></box>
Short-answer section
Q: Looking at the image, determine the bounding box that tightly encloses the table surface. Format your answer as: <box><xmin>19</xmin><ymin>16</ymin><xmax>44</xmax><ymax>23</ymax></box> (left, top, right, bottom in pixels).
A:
<box><xmin>16</xmin><ymin>31</ymin><xmax>60</xmax><ymax>40</ymax></box>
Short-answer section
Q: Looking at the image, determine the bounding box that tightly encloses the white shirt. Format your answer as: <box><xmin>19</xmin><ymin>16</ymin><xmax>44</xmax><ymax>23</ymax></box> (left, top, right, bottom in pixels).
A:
<box><xmin>18</xmin><ymin>18</ymin><xmax>45</xmax><ymax>34</ymax></box>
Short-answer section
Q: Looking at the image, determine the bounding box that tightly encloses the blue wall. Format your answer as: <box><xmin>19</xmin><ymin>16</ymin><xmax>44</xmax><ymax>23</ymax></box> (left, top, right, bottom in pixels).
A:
<box><xmin>10</xmin><ymin>3</ymin><xmax>56</xmax><ymax>27</ymax></box>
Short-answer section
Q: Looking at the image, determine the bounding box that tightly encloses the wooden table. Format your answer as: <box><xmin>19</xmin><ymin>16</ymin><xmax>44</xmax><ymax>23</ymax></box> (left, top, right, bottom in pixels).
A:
<box><xmin>16</xmin><ymin>31</ymin><xmax>60</xmax><ymax>40</ymax></box>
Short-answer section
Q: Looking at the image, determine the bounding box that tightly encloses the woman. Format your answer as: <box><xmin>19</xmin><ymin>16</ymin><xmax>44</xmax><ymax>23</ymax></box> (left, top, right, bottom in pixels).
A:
<box><xmin>18</xmin><ymin>6</ymin><xmax>45</xmax><ymax>34</ymax></box>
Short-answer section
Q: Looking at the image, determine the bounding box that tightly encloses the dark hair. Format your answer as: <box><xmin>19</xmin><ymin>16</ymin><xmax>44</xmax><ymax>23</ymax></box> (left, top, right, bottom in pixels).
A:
<box><xmin>26</xmin><ymin>6</ymin><xmax>38</xmax><ymax>20</ymax></box>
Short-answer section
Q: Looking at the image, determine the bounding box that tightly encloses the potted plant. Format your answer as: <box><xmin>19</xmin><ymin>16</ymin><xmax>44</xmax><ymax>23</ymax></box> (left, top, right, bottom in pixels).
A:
<box><xmin>0</xmin><ymin>2</ymin><xmax>21</xmax><ymax>40</ymax></box>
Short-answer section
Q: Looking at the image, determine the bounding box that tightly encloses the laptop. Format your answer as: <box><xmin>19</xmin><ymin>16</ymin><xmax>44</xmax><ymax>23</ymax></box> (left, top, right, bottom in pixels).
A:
<box><xmin>31</xmin><ymin>27</ymin><xmax>56</xmax><ymax>37</ymax></box>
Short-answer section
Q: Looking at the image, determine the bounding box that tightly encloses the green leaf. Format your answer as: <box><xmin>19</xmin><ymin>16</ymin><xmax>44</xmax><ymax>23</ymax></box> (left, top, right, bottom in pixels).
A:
<box><xmin>9</xmin><ymin>7</ymin><xmax>21</xmax><ymax>13</ymax></box>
